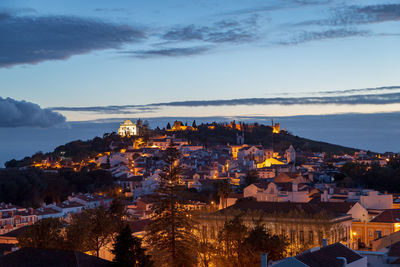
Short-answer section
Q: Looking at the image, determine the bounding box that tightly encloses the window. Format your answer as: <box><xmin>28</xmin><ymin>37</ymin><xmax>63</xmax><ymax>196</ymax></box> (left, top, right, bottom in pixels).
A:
<box><xmin>210</xmin><ymin>226</ymin><xmax>215</xmax><ymax>239</ymax></box>
<box><xmin>290</xmin><ymin>230</ymin><xmax>296</xmax><ymax>243</ymax></box>
<box><xmin>308</xmin><ymin>231</ymin><xmax>314</xmax><ymax>244</ymax></box>
<box><xmin>369</xmin><ymin>230</ymin><xmax>373</xmax><ymax>237</ymax></box>
<box><xmin>281</xmin><ymin>229</ymin><xmax>286</xmax><ymax>238</ymax></box>
<box><xmin>299</xmin><ymin>231</ymin><xmax>304</xmax><ymax>243</ymax></box>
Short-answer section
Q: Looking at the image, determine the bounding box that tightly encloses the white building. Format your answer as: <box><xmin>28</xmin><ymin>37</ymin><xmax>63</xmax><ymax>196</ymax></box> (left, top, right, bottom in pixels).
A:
<box><xmin>118</xmin><ymin>120</ymin><xmax>137</xmax><ymax>137</ymax></box>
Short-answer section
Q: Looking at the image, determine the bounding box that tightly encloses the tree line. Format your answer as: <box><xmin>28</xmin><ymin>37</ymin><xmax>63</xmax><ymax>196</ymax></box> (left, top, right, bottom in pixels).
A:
<box><xmin>0</xmin><ymin>168</ymin><xmax>116</xmax><ymax>207</ymax></box>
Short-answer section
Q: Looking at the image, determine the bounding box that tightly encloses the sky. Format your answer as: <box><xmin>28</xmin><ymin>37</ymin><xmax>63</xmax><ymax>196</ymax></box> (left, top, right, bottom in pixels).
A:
<box><xmin>1</xmin><ymin>0</ymin><xmax>400</xmax><ymax>123</ymax></box>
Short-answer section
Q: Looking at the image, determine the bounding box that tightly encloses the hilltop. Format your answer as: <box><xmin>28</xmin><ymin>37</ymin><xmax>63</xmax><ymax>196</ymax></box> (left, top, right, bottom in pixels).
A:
<box><xmin>4</xmin><ymin>121</ymin><xmax>359</xmax><ymax>168</ymax></box>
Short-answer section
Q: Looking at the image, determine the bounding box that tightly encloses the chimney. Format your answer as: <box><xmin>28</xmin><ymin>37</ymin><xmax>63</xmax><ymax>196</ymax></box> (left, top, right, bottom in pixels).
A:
<box><xmin>322</xmin><ymin>238</ymin><xmax>328</xmax><ymax>248</ymax></box>
<box><xmin>336</xmin><ymin>257</ymin><xmax>347</xmax><ymax>267</ymax></box>
<box><xmin>261</xmin><ymin>253</ymin><xmax>267</xmax><ymax>267</ymax></box>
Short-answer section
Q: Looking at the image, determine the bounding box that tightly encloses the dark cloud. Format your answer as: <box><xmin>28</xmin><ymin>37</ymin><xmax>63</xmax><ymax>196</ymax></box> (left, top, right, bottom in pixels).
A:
<box><xmin>299</xmin><ymin>4</ymin><xmax>400</xmax><ymax>26</ymax></box>
<box><xmin>51</xmin><ymin>105</ymin><xmax>158</xmax><ymax>114</ymax></box>
<box><xmin>93</xmin><ymin>8</ymin><xmax>127</xmax><ymax>12</ymax></box>
<box><xmin>122</xmin><ymin>46</ymin><xmax>212</xmax><ymax>58</ymax></box>
<box><xmin>0</xmin><ymin>97</ymin><xmax>66</xmax><ymax>127</ymax></box>
<box><xmin>162</xmin><ymin>16</ymin><xmax>259</xmax><ymax>44</ymax></box>
<box><xmin>51</xmin><ymin>87</ymin><xmax>400</xmax><ymax>115</ymax></box>
<box><xmin>332</xmin><ymin>4</ymin><xmax>400</xmax><ymax>25</ymax></box>
<box><xmin>150</xmin><ymin>92</ymin><xmax>400</xmax><ymax>107</ymax></box>
<box><xmin>0</xmin><ymin>11</ymin><xmax>146</xmax><ymax>67</ymax></box>
<box><xmin>279</xmin><ymin>28</ymin><xmax>369</xmax><ymax>45</ymax></box>
<box><xmin>318</xmin><ymin>86</ymin><xmax>400</xmax><ymax>95</ymax></box>
<box><xmin>221</xmin><ymin>0</ymin><xmax>330</xmax><ymax>16</ymax></box>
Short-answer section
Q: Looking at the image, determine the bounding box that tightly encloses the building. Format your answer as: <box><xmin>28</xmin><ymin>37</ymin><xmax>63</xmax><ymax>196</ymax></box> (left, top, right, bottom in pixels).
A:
<box><xmin>352</xmin><ymin>209</ymin><xmax>400</xmax><ymax>249</ymax></box>
<box><xmin>273</xmin><ymin>242</ymin><xmax>367</xmax><ymax>267</ymax></box>
<box><xmin>243</xmin><ymin>182</ymin><xmax>311</xmax><ymax>203</ymax></box>
<box><xmin>0</xmin><ymin>247</ymin><xmax>111</xmax><ymax>267</ymax></box>
<box><xmin>118</xmin><ymin>120</ymin><xmax>137</xmax><ymax>137</ymax></box>
<box><xmin>199</xmin><ymin>200</ymin><xmax>354</xmax><ymax>253</ymax></box>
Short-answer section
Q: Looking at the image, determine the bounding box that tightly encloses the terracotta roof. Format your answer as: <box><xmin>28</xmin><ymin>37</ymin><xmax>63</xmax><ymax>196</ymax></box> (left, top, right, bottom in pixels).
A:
<box><xmin>223</xmin><ymin>200</ymin><xmax>355</xmax><ymax>218</ymax></box>
<box><xmin>0</xmin><ymin>247</ymin><xmax>111</xmax><ymax>267</ymax></box>
<box><xmin>296</xmin><ymin>243</ymin><xmax>363</xmax><ymax>267</ymax></box>
<box><xmin>370</xmin><ymin>209</ymin><xmax>400</xmax><ymax>223</ymax></box>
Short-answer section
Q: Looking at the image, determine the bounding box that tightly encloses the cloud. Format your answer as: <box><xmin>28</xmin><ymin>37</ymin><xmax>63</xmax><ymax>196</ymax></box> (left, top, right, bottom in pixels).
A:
<box><xmin>221</xmin><ymin>0</ymin><xmax>330</xmax><ymax>16</ymax></box>
<box><xmin>0</xmin><ymin>11</ymin><xmax>146</xmax><ymax>67</ymax></box>
<box><xmin>318</xmin><ymin>86</ymin><xmax>400</xmax><ymax>95</ymax></box>
<box><xmin>122</xmin><ymin>46</ymin><xmax>212</xmax><ymax>58</ymax></box>
<box><xmin>151</xmin><ymin>92</ymin><xmax>400</xmax><ymax>107</ymax></box>
<box><xmin>0</xmin><ymin>97</ymin><xmax>66</xmax><ymax>127</ymax></box>
<box><xmin>299</xmin><ymin>4</ymin><xmax>400</xmax><ymax>26</ymax></box>
<box><xmin>161</xmin><ymin>16</ymin><xmax>259</xmax><ymax>44</ymax></box>
<box><xmin>51</xmin><ymin>105</ymin><xmax>159</xmax><ymax>114</ymax></box>
<box><xmin>51</xmin><ymin>87</ymin><xmax>400</xmax><ymax>116</ymax></box>
<box><xmin>333</xmin><ymin>4</ymin><xmax>400</xmax><ymax>25</ymax></box>
<box><xmin>279</xmin><ymin>28</ymin><xmax>369</xmax><ymax>45</ymax></box>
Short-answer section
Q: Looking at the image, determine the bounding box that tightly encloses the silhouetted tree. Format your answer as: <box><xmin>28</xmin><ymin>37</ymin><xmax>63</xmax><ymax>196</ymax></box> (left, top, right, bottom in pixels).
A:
<box><xmin>112</xmin><ymin>225</ymin><xmax>153</xmax><ymax>267</ymax></box>
<box><xmin>145</xmin><ymin>146</ymin><xmax>197</xmax><ymax>267</ymax></box>
<box><xmin>18</xmin><ymin>218</ymin><xmax>66</xmax><ymax>249</ymax></box>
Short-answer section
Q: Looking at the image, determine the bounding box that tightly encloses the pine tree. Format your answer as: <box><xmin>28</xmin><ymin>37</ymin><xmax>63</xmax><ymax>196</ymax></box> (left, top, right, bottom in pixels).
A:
<box><xmin>192</xmin><ymin>120</ymin><xmax>197</xmax><ymax>128</ymax></box>
<box><xmin>112</xmin><ymin>225</ymin><xmax>153</xmax><ymax>267</ymax></box>
<box><xmin>166</xmin><ymin>122</ymin><xmax>171</xmax><ymax>130</ymax></box>
<box><xmin>145</xmin><ymin>146</ymin><xmax>197</xmax><ymax>267</ymax></box>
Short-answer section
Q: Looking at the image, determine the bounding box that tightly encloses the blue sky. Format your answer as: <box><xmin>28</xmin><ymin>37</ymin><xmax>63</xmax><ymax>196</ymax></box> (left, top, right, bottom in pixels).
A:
<box><xmin>1</xmin><ymin>0</ymin><xmax>400</xmax><ymax>123</ymax></box>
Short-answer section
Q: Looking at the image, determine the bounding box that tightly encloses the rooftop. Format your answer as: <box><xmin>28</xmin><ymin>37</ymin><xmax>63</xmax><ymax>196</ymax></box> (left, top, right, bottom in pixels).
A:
<box><xmin>0</xmin><ymin>247</ymin><xmax>111</xmax><ymax>267</ymax></box>
<box><xmin>296</xmin><ymin>243</ymin><xmax>363</xmax><ymax>267</ymax></box>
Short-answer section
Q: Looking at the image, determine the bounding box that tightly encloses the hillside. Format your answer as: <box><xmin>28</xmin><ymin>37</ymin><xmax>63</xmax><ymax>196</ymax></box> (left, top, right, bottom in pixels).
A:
<box><xmin>4</xmin><ymin>121</ymin><xmax>359</xmax><ymax>168</ymax></box>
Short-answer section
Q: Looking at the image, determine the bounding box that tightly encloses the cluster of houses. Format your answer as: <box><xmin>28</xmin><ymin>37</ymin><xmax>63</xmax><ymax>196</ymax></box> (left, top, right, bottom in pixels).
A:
<box><xmin>0</xmin><ymin>193</ymin><xmax>112</xmax><ymax>236</ymax></box>
<box><xmin>2</xmin><ymin>121</ymin><xmax>399</xmax><ymax>265</ymax></box>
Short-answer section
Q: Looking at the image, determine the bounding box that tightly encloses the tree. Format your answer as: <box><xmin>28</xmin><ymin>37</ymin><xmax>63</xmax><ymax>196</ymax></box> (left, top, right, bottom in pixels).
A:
<box><xmin>18</xmin><ymin>218</ymin><xmax>66</xmax><ymax>249</ymax></box>
<box><xmin>112</xmin><ymin>225</ymin><xmax>153</xmax><ymax>267</ymax></box>
<box><xmin>242</xmin><ymin>223</ymin><xmax>288</xmax><ymax>266</ymax></box>
<box><xmin>166</xmin><ymin>122</ymin><xmax>171</xmax><ymax>130</ymax></box>
<box><xmin>217</xmin><ymin>179</ymin><xmax>232</xmax><ymax>210</ymax></box>
<box><xmin>145</xmin><ymin>146</ymin><xmax>197</xmax><ymax>267</ymax></box>
<box><xmin>192</xmin><ymin>120</ymin><xmax>197</xmax><ymax>128</ymax></box>
<box><xmin>217</xmin><ymin>215</ymin><xmax>248</xmax><ymax>266</ymax></box>
<box><xmin>67</xmin><ymin>206</ymin><xmax>120</xmax><ymax>257</ymax></box>
<box><xmin>213</xmin><ymin>216</ymin><xmax>288</xmax><ymax>267</ymax></box>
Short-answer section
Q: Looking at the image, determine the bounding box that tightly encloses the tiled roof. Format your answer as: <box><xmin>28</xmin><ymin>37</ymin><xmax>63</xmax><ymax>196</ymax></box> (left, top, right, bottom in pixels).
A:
<box><xmin>370</xmin><ymin>209</ymin><xmax>400</xmax><ymax>223</ymax></box>
<box><xmin>34</xmin><ymin>208</ymin><xmax>61</xmax><ymax>216</ymax></box>
<box><xmin>296</xmin><ymin>243</ymin><xmax>363</xmax><ymax>267</ymax></box>
<box><xmin>0</xmin><ymin>247</ymin><xmax>111</xmax><ymax>267</ymax></box>
<box><xmin>222</xmin><ymin>199</ymin><xmax>354</xmax><ymax>218</ymax></box>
